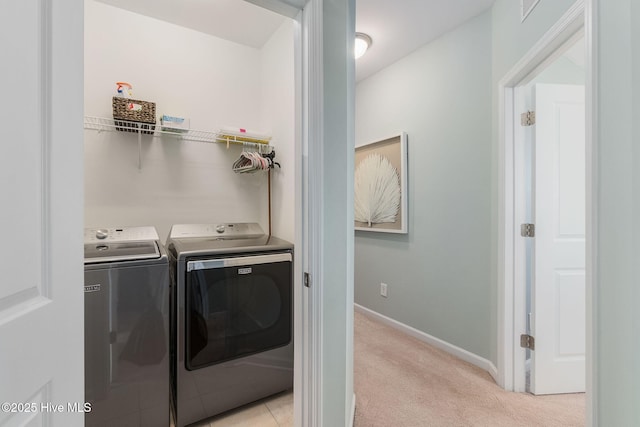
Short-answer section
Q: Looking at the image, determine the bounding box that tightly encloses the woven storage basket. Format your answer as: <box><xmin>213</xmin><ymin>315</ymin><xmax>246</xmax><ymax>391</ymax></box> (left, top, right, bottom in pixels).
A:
<box><xmin>112</xmin><ymin>97</ymin><xmax>156</xmax><ymax>134</ymax></box>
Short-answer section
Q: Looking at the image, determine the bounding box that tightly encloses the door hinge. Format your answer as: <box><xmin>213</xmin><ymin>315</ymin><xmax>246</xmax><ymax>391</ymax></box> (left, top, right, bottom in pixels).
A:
<box><xmin>521</xmin><ymin>111</ymin><xmax>536</xmax><ymax>126</ymax></box>
<box><xmin>520</xmin><ymin>334</ymin><xmax>535</xmax><ymax>350</ymax></box>
<box><xmin>304</xmin><ymin>272</ymin><xmax>311</xmax><ymax>288</ymax></box>
<box><xmin>521</xmin><ymin>223</ymin><xmax>535</xmax><ymax>237</ymax></box>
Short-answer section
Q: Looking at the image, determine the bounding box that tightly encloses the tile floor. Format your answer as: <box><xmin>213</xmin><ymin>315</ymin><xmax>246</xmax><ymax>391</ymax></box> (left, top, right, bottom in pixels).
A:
<box><xmin>190</xmin><ymin>390</ymin><xmax>293</xmax><ymax>427</ymax></box>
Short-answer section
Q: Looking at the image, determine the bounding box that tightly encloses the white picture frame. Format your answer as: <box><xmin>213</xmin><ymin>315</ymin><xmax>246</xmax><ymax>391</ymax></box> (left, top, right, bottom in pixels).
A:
<box><xmin>354</xmin><ymin>132</ymin><xmax>408</xmax><ymax>234</ymax></box>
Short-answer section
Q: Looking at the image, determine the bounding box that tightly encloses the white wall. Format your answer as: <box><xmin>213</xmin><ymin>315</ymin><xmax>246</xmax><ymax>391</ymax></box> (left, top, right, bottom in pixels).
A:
<box><xmin>355</xmin><ymin>11</ymin><xmax>493</xmax><ymax>359</ymax></box>
<box><xmin>261</xmin><ymin>21</ymin><xmax>296</xmax><ymax>243</ymax></box>
<box><xmin>84</xmin><ymin>0</ymin><xmax>294</xmax><ymax>242</ymax></box>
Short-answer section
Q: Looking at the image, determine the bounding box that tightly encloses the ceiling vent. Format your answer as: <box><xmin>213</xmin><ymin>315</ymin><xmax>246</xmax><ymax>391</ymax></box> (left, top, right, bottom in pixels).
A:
<box><xmin>521</xmin><ymin>0</ymin><xmax>541</xmax><ymax>22</ymax></box>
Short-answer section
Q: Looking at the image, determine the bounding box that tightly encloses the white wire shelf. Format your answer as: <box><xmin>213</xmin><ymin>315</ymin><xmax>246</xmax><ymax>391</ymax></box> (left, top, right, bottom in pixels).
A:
<box><xmin>83</xmin><ymin>116</ymin><xmax>272</xmax><ymax>148</ymax></box>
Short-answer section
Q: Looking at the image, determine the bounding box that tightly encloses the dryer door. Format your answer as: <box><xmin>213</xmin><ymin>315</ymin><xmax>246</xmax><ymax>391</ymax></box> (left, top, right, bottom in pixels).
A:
<box><xmin>185</xmin><ymin>252</ymin><xmax>292</xmax><ymax>370</ymax></box>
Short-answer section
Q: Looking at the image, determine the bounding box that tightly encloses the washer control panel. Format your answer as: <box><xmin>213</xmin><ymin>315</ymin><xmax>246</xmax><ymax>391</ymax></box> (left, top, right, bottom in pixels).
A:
<box><xmin>84</xmin><ymin>226</ymin><xmax>159</xmax><ymax>243</ymax></box>
<box><xmin>169</xmin><ymin>223</ymin><xmax>264</xmax><ymax>239</ymax></box>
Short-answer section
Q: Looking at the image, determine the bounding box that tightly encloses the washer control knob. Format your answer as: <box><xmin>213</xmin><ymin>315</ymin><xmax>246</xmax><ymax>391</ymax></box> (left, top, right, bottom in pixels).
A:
<box><xmin>96</xmin><ymin>229</ymin><xmax>109</xmax><ymax>240</ymax></box>
<box><xmin>216</xmin><ymin>224</ymin><xmax>225</xmax><ymax>234</ymax></box>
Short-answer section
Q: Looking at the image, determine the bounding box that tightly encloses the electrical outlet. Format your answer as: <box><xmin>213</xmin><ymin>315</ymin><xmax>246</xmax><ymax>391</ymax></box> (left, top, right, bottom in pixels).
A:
<box><xmin>380</xmin><ymin>283</ymin><xmax>388</xmax><ymax>298</ymax></box>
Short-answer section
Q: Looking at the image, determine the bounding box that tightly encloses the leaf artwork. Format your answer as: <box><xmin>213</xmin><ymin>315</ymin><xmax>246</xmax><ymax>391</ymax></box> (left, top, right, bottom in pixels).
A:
<box><xmin>354</xmin><ymin>153</ymin><xmax>401</xmax><ymax>226</ymax></box>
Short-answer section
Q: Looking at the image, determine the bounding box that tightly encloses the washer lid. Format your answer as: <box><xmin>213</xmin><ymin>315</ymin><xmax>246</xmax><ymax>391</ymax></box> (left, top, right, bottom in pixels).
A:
<box><xmin>84</xmin><ymin>241</ymin><xmax>160</xmax><ymax>264</ymax></box>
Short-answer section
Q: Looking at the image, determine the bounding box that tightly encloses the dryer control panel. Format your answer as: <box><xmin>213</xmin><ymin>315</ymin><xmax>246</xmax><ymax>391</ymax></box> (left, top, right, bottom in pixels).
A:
<box><xmin>168</xmin><ymin>223</ymin><xmax>264</xmax><ymax>239</ymax></box>
<box><xmin>84</xmin><ymin>226</ymin><xmax>160</xmax><ymax>243</ymax></box>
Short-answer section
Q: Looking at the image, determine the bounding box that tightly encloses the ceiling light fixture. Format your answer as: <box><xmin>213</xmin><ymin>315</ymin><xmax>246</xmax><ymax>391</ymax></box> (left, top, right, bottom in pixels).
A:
<box><xmin>355</xmin><ymin>32</ymin><xmax>372</xmax><ymax>59</ymax></box>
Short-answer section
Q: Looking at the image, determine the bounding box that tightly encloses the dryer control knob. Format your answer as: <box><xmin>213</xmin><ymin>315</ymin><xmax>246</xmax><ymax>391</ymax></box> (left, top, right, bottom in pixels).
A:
<box><xmin>216</xmin><ymin>225</ymin><xmax>225</xmax><ymax>234</ymax></box>
<box><xmin>96</xmin><ymin>229</ymin><xmax>109</xmax><ymax>239</ymax></box>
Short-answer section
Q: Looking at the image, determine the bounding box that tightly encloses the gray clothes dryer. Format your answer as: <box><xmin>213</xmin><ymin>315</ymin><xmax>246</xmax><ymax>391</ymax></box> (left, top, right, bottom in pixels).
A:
<box><xmin>84</xmin><ymin>226</ymin><xmax>170</xmax><ymax>427</ymax></box>
<box><xmin>166</xmin><ymin>223</ymin><xmax>294</xmax><ymax>427</ymax></box>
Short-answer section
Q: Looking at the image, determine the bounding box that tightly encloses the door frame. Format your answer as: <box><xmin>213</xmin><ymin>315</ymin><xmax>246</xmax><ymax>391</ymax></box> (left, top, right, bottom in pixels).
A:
<box><xmin>497</xmin><ymin>0</ymin><xmax>595</xmax><ymax>421</ymax></box>
<box><xmin>295</xmin><ymin>3</ymin><xmax>323</xmax><ymax>426</ymax></box>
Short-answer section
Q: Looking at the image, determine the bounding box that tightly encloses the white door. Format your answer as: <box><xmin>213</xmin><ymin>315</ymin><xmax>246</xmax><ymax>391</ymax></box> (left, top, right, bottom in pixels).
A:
<box><xmin>0</xmin><ymin>1</ymin><xmax>85</xmax><ymax>425</ymax></box>
<box><xmin>531</xmin><ymin>83</ymin><xmax>586</xmax><ymax>395</ymax></box>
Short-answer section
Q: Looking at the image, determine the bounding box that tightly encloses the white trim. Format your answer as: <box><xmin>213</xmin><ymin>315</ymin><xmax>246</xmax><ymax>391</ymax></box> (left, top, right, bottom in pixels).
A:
<box><xmin>497</xmin><ymin>0</ymin><xmax>588</xmax><ymax>393</ymax></box>
<box><xmin>355</xmin><ymin>304</ymin><xmax>496</xmax><ymax>378</ymax></box>
<box><xmin>521</xmin><ymin>0</ymin><xmax>541</xmax><ymax>22</ymax></box>
<box><xmin>512</xmin><ymin>85</ymin><xmax>529</xmax><ymax>393</ymax></box>
<box><xmin>488</xmin><ymin>362</ymin><xmax>499</xmax><ymax>384</ymax></box>
<box><xmin>243</xmin><ymin>0</ymin><xmax>301</xmax><ymax>18</ymax></box>
<box><xmin>302</xmin><ymin>0</ymin><xmax>324</xmax><ymax>425</ymax></box>
<box><xmin>496</xmin><ymin>81</ymin><xmax>513</xmax><ymax>390</ymax></box>
<box><xmin>293</xmin><ymin>8</ymin><xmax>304</xmax><ymax>427</ymax></box>
<box><xmin>501</xmin><ymin>2</ymin><xmax>585</xmax><ymax>88</ymax></box>
<box><xmin>349</xmin><ymin>393</ymin><xmax>356</xmax><ymax>427</ymax></box>
<box><xmin>584</xmin><ymin>0</ymin><xmax>597</xmax><ymax>425</ymax></box>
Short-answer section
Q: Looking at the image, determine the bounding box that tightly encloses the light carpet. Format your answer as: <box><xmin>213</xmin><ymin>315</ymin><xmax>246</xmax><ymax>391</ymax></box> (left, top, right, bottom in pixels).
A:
<box><xmin>354</xmin><ymin>311</ymin><xmax>585</xmax><ymax>427</ymax></box>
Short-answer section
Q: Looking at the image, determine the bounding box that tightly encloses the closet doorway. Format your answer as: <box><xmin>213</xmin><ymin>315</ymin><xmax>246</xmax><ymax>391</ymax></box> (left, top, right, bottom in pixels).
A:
<box><xmin>518</xmin><ymin>35</ymin><xmax>586</xmax><ymax>395</ymax></box>
<box><xmin>497</xmin><ymin>0</ymin><xmax>592</xmax><ymax>406</ymax></box>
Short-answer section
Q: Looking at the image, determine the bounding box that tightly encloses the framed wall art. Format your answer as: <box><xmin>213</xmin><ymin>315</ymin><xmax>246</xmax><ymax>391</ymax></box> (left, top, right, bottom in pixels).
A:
<box><xmin>354</xmin><ymin>132</ymin><xmax>408</xmax><ymax>234</ymax></box>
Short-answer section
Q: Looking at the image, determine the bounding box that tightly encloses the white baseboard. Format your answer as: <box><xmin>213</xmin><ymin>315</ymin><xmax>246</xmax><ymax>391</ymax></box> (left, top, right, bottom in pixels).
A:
<box><xmin>355</xmin><ymin>304</ymin><xmax>497</xmax><ymax>382</ymax></box>
<box><xmin>488</xmin><ymin>361</ymin><xmax>499</xmax><ymax>384</ymax></box>
<box><xmin>349</xmin><ymin>393</ymin><xmax>356</xmax><ymax>427</ymax></box>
